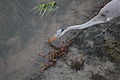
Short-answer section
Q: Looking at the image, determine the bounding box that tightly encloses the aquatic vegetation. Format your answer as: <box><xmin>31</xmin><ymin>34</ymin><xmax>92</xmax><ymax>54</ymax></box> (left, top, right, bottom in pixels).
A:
<box><xmin>90</xmin><ymin>72</ymin><xmax>107</xmax><ymax>80</ymax></box>
<box><xmin>37</xmin><ymin>31</ymin><xmax>81</xmax><ymax>71</ymax></box>
<box><xmin>102</xmin><ymin>37</ymin><xmax>120</xmax><ymax>61</ymax></box>
<box><xmin>32</xmin><ymin>1</ymin><xmax>59</xmax><ymax>18</ymax></box>
<box><xmin>69</xmin><ymin>59</ymin><xmax>84</xmax><ymax>71</ymax></box>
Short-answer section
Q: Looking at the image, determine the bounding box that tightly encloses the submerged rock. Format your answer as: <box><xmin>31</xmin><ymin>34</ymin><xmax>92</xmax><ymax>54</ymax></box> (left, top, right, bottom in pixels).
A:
<box><xmin>0</xmin><ymin>0</ymin><xmax>119</xmax><ymax>80</ymax></box>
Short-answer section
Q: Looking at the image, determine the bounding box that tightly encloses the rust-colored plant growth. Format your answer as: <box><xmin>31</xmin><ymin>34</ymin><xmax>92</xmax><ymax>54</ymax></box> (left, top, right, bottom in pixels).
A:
<box><xmin>38</xmin><ymin>31</ymin><xmax>80</xmax><ymax>71</ymax></box>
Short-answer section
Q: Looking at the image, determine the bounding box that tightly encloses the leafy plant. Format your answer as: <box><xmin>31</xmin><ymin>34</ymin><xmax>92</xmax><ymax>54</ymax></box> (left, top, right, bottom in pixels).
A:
<box><xmin>32</xmin><ymin>1</ymin><xmax>59</xmax><ymax>18</ymax></box>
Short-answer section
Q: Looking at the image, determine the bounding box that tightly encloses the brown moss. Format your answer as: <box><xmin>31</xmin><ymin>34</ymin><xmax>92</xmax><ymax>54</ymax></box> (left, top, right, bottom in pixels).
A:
<box><xmin>70</xmin><ymin>59</ymin><xmax>84</xmax><ymax>71</ymax></box>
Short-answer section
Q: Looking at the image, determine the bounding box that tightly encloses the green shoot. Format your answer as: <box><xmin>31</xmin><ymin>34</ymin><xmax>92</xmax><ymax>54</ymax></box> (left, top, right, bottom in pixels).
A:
<box><xmin>32</xmin><ymin>1</ymin><xmax>59</xmax><ymax>18</ymax></box>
